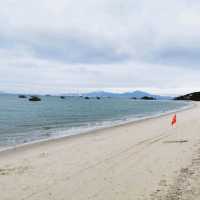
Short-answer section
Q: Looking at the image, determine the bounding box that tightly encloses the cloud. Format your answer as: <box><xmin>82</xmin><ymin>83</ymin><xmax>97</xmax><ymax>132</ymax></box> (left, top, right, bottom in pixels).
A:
<box><xmin>1</xmin><ymin>0</ymin><xmax>200</xmax><ymax>94</ymax></box>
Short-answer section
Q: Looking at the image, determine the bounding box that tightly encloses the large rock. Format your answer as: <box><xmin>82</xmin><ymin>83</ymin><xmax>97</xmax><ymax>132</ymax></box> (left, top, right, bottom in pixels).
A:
<box><xmin>29</xmin><ymin>96</ymin><xmax>41</xmax><ymax>101</ymax></box>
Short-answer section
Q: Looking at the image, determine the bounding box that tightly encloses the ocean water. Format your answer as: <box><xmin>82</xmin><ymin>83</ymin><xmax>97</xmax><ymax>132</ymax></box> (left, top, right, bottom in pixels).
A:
<box><xmin>0</xmin><ymin>94</ymin><xmax>189</xmax><ymax>149</ymax></box>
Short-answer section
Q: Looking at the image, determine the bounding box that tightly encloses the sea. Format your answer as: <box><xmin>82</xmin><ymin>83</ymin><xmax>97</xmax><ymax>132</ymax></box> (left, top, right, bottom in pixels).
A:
<box><xmin>0</xmin><ymin>94</ymin><xmax>190</xmax><ymax>150</ymax></box>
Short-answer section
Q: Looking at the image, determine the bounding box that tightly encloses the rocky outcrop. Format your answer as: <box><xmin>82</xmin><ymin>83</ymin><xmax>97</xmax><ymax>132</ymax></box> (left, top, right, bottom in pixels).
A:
<box><xmin>29</xmin><ymin>96</ymin><xmax>41</xmax><ymax>101</ymax></box>
<box><xmin>174</xmin><ymin>92</ymin><xmax>200</xmax><ymax>101</ymax></box>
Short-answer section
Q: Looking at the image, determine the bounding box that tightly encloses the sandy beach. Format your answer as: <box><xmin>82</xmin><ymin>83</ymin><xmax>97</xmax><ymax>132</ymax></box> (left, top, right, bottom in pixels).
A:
<box><xmin>1</xmin><ymin>102</ymin><xmax>200</xmax><ymax>200</ymax></box>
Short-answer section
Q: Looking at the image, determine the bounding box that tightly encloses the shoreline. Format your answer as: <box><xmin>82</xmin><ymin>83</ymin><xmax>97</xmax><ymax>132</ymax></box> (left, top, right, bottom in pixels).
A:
<box><xmin>0</xmin><ymin>101</ymin><xmax>194</xmax><ymax>155</ymax></box>
<box><xmin>1</xmin><ymin>101</ymin><xmax>200</xmax><ymax>199</ymax></box>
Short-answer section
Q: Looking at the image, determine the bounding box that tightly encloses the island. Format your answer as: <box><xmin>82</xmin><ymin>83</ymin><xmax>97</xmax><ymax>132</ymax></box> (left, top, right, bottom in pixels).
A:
<box><xmin>141</xmin><ymin>96</ymin><xmax>156</xmax><ymax>100</ymax></box>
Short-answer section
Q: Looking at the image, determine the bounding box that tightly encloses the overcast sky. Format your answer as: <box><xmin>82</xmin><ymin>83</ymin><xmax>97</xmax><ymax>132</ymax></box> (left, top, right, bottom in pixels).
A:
<box><xmin>1</xmin><ymin>0</ymin><xmax>200</xmax><ymax>95</ymax></box>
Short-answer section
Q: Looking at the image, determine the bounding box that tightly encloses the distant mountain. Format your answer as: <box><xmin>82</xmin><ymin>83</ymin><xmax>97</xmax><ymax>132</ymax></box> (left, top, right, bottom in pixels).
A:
<box><xmin>83</xmin><ymin>90</ymin><xmax>172</xmax><ymax>100</ymax></box>
<box><xmin>174</xmin><ymin>92</ymin><xmax>200</xmax><ymax>101</ymax></box>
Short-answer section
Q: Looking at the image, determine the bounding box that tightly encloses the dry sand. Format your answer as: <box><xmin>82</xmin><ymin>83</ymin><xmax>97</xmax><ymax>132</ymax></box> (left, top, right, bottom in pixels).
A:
<box><xmin>1</xmin><ymin>102</ymin><xmax>200</xmax><ymax>200</ymax></box>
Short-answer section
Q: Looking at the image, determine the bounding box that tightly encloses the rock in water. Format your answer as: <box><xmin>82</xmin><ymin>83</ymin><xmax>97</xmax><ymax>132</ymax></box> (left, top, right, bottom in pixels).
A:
<box><xmin>29</xmin><ymin>96</ymin><xmax>41</xmax><ymax>102</ymax></box>
<box><xmin>18</xmin><ymin>95</ymin><xmax>27</xmax><ymax>98</ymax></box>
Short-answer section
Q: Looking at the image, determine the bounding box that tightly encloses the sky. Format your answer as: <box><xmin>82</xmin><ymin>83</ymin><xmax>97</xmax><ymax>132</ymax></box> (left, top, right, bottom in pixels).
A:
<box><xmin>1</xmin><ymin>0</ymin><xmax>200</xmax><ymax>95</ymax></box>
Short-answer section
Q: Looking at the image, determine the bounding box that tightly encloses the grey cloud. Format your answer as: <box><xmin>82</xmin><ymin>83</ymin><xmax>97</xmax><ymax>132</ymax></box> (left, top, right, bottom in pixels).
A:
<box><xmin>1</xmin><ymin>0</ymin><xmax>200</xmax><ymax>94</ymax></box>
<box><xmin>0</xmin><ymin>32</ymin><xmax>130</xmax><ymax>64</ymax></box>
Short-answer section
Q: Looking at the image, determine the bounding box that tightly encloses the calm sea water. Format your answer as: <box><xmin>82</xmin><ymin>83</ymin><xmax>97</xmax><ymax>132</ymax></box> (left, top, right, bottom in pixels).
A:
<box><xmin>0</xmin><ymin>94</ymin><xmax>189</xmax><ymax>149</ymax></box>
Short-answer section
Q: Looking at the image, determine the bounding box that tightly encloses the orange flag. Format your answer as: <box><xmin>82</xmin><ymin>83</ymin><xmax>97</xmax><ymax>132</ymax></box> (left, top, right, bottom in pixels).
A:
<box><xmin>171</xmin><ymin>114</ymin><xmax>176</xmax><ymax>126</ymax></box>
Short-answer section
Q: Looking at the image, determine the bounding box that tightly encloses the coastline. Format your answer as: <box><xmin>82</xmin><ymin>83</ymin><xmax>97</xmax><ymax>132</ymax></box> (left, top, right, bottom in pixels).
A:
<box><xmin>0</xmin><ymin>101</ymin><xmax>194</xmax><ymax>155</ymax></box>
<box><xmin>1</xmin><ymin>101</ymin><xmax>200</xmax><ymax>200</ymax></box>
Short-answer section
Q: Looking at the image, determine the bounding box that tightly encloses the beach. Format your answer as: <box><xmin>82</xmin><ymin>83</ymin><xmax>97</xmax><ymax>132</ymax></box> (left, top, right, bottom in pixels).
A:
<box><xmin>1</xmin><ymin>102</ymin><xmax>200</xmax><ymax>200</ymax></box>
